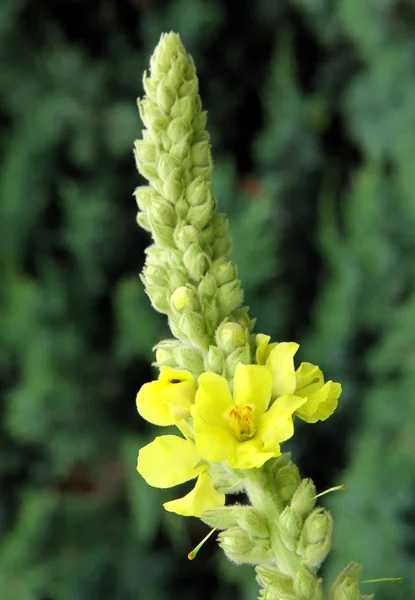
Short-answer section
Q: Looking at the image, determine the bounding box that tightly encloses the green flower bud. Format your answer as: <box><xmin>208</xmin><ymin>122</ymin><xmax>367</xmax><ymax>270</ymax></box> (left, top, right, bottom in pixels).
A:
<box><xmin>216</xmin><ymin>321</ymin><xmax>247</xmax><ymax>353</ymax></box>
<box><xmin>142</xmin><ymin>265</ymin><xmax>167</xmax><ymax>287</ymax></box>
<box><xmin>146</xmin><ymin>287</ymin><xmax>170</xmax><ymax>313</ymax></box>
<box><xmin>256</xmin><ymin>565</ymin><xmax>294</xmax><ymax>596</ymax></box>
<box><xmin>274</xmin><ymin>461</ymin><xmax>301</xmax><ymax>504</ymax></box>
<box><xmin>212</xmin><ymin>259</ymin><xmax>236</xmax><ymax>286</ymax></box>
<box><xmin>298</xmin><ymin>508</ymin><xmax>333</xmax><ymax>570</ymax></box>
<box><xmin>218</xmin><ymin>526</ymin><xmax>254</xmax><ymax>556</ymax></box>
<box><xmin>167</xmin><ymin>267</ymin><xmax>188</xmax><ymax>290</ymax></box>
<box><xmin>204</xmin><ymin>345</ymin><xmax>225</xmax><ymax>374</ymax></box>
<box><xmin>183</xmin><ymin>244</ymin><xmax>209</xmax><ymax>280</ymax></box>
<box><xmin>170</xmin><ymin>286</ymin><xmax>199</xmax><ymax>311</ymax></box>
<box><xmin>162</xmin><ymin>170</ymin><xmax>185</xmax><ymax>203</ymax></box>
<box><xmin>192</xmin><ymin>165</ymin><xmax>211</xmax><ymax>181</ymax></box>
<box><xmin>149</xmin><ymin>221</ymin><xmax>174</xmax><ymax>247</ymax></box>
<box><xmin>136</xmin><ymin>211</ymin><xmax>151</xmax><ymax>231</ymax></box>
<box><xmin>138</xmin><ymin>162</ymin><xmax>159</xmax><ymax>182</ymax></box>
<box><xmin>134</xmin><ymin>185</ymin><xmax>153</xmax><ymax>211</ymax></box>
<box><xmin>170</xmin><ymin>137</ymin><xmax>191</xmax><ymax>161</ymax></box>
<box><xmin>167</xmin><ymin>117</ymin><xmax>192</xmax><ymax>144</ymax></box>
<box><xmin>171</xmin><ymin>95</ymin><xmax>193</xmax><ymax>120</ymax></box>
<box><xmin>158</xmin><ymin>152</ymin><xmax>178</xmax><ymax>181</ymax></box>
<box><xmin>293</xmin><ymin>566</ymin><xmax>323</xmax><ymax>600</ymax></box>
<box><xmin>156</xmin><ymin>81</ymin><xmax>176</xmax><ymax>113</ymax></box>
<box><xmin>290</xmin><ymin>478</ymin><xmax>317</xmax><ymax>519</ymax></box>
<box><xmin>213</xmin><ymin>236</ymin><xmax>232</xmax><ymax>259</ymax></box>
<box><xmin>187</xmin><ymin>201</ymin><xmax>213</xmax><ymax>229</ymax></box>
<box><xmin>154</xmin><ymin>342</ymin><xmax>178</xmax><ymax>367</ymax></box>
<box><xmin>185</xmin><ymin>176</ymin><xmax>208</xmax><ymax>206</ymax></box>
<box><xmin>225</xmin><ymin>345</ymin><xmax>252</xmax><ymax>375</ymax></box>
<box><xmin>190</xmin><ymin>140</ymin><xmax>211</xmax><ymax>167</ymax></box>
<box><xmin>329</xmin><ymin>563</ymin><xmax>364</xmax><ymax>600</ymax></box>
<box><xmin>178</xmin><ymin>310</ymin><xmax>209</xmax><ymax>351</ymax></box>
<box><xmin>216</xmin><ymin>280</ymin><xmax>244</xmax><ymax>320</ymax></box>
<box><xmin>278</xmin><ymin>506</ymin><xmax>302</xmax><ymax>550</ymax></box>
<box><xmin>234</xmin><ymin>507</ymin><xmax>269</xmax><ymax>539</ymax></box>
<box><xmin>134</xmin><ymin>140</ymin><xmax>157</xmax><ymax>164</ymax></box>
<box><xmin>173</xmin><ymin>344</ymin><xmax>204</xmax><ymax>374</ymax></box>
<box><xmin>203</xmin><ymin>301</ymin><xmax>219</xmax><ymax>336</ymax></box>
<box><xmin>200</xmin><ymin>506</ymin><xmax>240</xmax><ymax>530</ymax></box>
<box><xmin>208</xmin><ymin>461</ymin><xmax>245</xmax><ymax>494</ymax></box>
<box><xmin>173</xmin><ymin>224</ymin><xmax>199</xmax><ymax>252</ymax></box>
<box><xmin>197</xmin><ymin>272</ymin><xmax>217</xmax><ymax>300</ymax></box>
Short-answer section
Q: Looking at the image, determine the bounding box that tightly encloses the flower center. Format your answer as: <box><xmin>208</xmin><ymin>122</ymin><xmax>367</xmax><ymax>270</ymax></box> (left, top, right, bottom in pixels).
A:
<box><xmin>226</xmin><ymin>404</ymin><xmax>256</xmax><ymax>442</ymax></box>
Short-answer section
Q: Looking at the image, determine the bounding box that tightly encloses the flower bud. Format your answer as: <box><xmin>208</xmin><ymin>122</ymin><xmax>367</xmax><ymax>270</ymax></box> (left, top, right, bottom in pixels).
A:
<box><xmin>185</xmin><ymin>176</ymin><xmax>208</xmax><ymax>206</ymax></box>
<box><xmin>134</xmin><ymin>185</ymin><xmax>153</xmax><ymax>211</ymax></box>
<box><xmin>293</xmin><ymin>566</ymin><xmax>322</xmax><ymax>600</ymax></box>
<box><xmin>173</xmin><ymin>224</ymin><xmax>199</xmax><ymax>252</ymax></box>
<box><xmin>154</xmin><ymin>340</ymin><xmax>180</xmax><ymax>367</ymax></box>
<box><xmin>163</xmin><ymin>170</ymin><xmax>184</xmax><ymax>202</ymax></box>
<box><xmin>212</xmin><ymin>259</ymin><xmax>236</xmax><ymax>286</ymax></box>
<box><xmin>204</xmin><ymin>345</ymin><xmax>225</xmax><ymax>374</ymax></box>
<box><xmin>134</xmin><ymin>140</ymin><xmax>157</xmax><ymax>164</ymax></box>
<box><xmin>278</xmin><ymin>506</ymin><xmax>302</xmax><ymax>550</ymax></box>
<box><xmin>158</xmin><ymin>152</ymin><xmax>178</xmax><ymax>181</ymax></box>
<box><xmin>187</xmin><ymin>202</ymin><xmax>212</xmax><ymax>229</ymax></box>
<box><xmin>298</xmin><ymin>508</ymin><xmax>333</xmax><ymax>570</ymax></box>
<box><xmin>138</xmin><ymin>162</ymin><xmax>159</xmax><ymax>182</ymax></box>
<box><xmin>171</xmin><ymin>95</ymin><xmax>193</xmax><ymax>120</ymax></box>
<box><xmin>170</xmin><ymin>286</ymin><xmax>199</xmax><ymax>311</ymax></box>
<box><xmin>274</xmin><ymin>461</ymin><xmax>301</xmax><ymax>504</ymax></box>
<box><xmin>225</xmin><ymin>345</ymin><xmax>251</xmax><ymax>375</ymax></box>
<box><xmin>170</xmin><ymin>137</ymin><xmax>190</xmax><ymax>161</ymax></box>
<box><xmin>136</xmin><ymin>211</ymin><xmax>151</xmax><ymax>231</ymax></box>
<box><xmin>167</xmin><ymin>117</ymin><xmax>191</xmax><ymax>144</ymax></box>
<box><xmin>216</xmin><ymin>280</ymin><xmax>243</xmax><ymax>320</ymax></box>
<box><xmin>329</xmin><ymin>563</ymin><xmax>365</xmax><ymax>600</ymax></box>
<box><xmin>190</xmin><ymin>140</ymin><xmax>211</xmax><ymax>167</ymax></box>
<box><xmin>178</xmin><ymin>310</ymin><xmax>209</xmax><ymax>351</ymax></box>
<box><xmin>216</xmin><ymin>321</ymin><xmax>247</xmax><ymax>353</ymax></box>
<box><xmin>213</xmin><ymin>236</ymin><xmax>233</xmax><ymax>259</ymax></box>
<box><xmin>256</xmin><ymin>566</ymin><xmax>294</xmax><ymax>597</ymax></box>
<box><xmin>173</xmin><ymin>345</ymin><xmax>204</xmax><ymax>374</ymax></box>
<box><xmin>167</xmin><ymin>268</ymin><xmax>188</xmax><ymax>290</ymax></box>
<box><xmin>290</xmin><ymin>478</ymin><xmax>316</xmax><ymax>519</ymax></box>
<box><xmin>197</xmin><ymin>272</ymin><xmax>217</xmax><ymax>300</ymax></box>
<box><xmin>183</xmin><ymin>244</ymin><xmax>209</xmax><ymax>280</ymax></box>
<box><xmin>146</xmin><ymin>288</ymin><xmax>170</xmax><ymax>314</ymax></box>
<box><xmin>192</xmin><ymin>165</ymin><xmax>211</xmax><ymax>181</ymax></box>
<box><xmin>218</xmin><ymin>526</ymin><xmax>254</xmax><ymax>556</ymax></box>
<box><xmin>200</xmin><ymin>506</ymin><xmax>240</xmax><ymax>530</ymax></box>
<box><xmin>156</xmin><ymin>81</ymin><xmax>175</xmax><ymax>113</ymax></box>
<box><xmin>234</xmin><ymin>507</ymin><xmax>269</xmax><ymax>539</ymax></box>
<box><xmin>203</xmin><ymin>301</ymin><xmax>219</xmax><ymax>336</ymax></box>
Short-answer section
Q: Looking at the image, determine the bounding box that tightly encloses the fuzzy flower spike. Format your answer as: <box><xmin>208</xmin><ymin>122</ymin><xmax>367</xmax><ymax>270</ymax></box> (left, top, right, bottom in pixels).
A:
<box><xmin>132</xmin><ymin>32</ymin><xmax>387</xmax><ymax>600</ymax></box>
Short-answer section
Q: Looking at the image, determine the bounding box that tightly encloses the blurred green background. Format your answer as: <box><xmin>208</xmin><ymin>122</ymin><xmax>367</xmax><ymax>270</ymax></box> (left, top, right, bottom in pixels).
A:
<box><xmin>1</xmin><ymin>0</ymin><xmax>415</xmax><ymax>598</ymax></box>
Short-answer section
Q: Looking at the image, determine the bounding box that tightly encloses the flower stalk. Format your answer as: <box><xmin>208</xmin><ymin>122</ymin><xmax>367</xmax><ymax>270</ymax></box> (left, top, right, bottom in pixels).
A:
<box><xmin>133</xmin><ymin>31</ymin><xmax>379</xmax><ymax>600</ymax></box>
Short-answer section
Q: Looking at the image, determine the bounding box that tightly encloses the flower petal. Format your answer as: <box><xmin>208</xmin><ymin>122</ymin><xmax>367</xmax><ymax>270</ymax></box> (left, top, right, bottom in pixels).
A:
<box><xmin>255</xmin><ymin>333</ymin><xmax>271</xmax><ymax>365</ymax></box>
<box><xmin>136</xmin><ymin>369</ymin><xmax>196</xmax><ymax>426</ymax></box>
<box><xmin>163</xmin><ymin>472</ymin><xmax>225</xmax><ymax>517</ymax></box>
<box><xmin>257</xmin><ymin>394</ymin><xmax>306</xmax><ymax>449</ymax></box>
<box><xmin>233</xmin><ymin>363</ymin><xmax>273</xmax><ymax>415</ymax></box>
<box><xmin>137</xmin><ymin>435</ymin><xmax>204</xmax><ymax>488</ymax></box>
<box><xmin>295</xmin><ymin>381</ymin><xmax>341</xmax><ymax>423</ymax></box>
<box><xmin>196</xmin><ymin>372</ymin><xmax>233</xmax><ymax>425</ymax></box>
<box><xmin>295</xmin><ymin>362</ymin><xmax>324</xmax><ymax>397</ymax></box>
<box><xmin>191</xmin><ymin>405</ymin><xmax>237</xmax><ymax>462</ymax></box>
<box><xmin>266</xmin><ymin>342</ymin><xmax>299</xmax><ymax>397</ymax></box>
<box><xmin>228</xmin><ymin>439</ymin><xmax>278</xmax><ymax>469</ymax></box>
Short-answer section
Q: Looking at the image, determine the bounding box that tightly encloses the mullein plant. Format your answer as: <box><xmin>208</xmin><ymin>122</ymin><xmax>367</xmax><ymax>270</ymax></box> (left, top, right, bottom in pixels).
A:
<box><xmin>133</xmin><ymin>32</ymin><xmax>378</xmax><ymax>600</ymax></box>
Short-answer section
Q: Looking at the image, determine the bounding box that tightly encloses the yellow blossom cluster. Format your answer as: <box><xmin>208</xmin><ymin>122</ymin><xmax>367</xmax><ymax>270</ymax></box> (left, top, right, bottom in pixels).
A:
<box><xmin>136</xmin><ymin>334</ymin><xmax>342</xmax><ymax>517</ymax></box>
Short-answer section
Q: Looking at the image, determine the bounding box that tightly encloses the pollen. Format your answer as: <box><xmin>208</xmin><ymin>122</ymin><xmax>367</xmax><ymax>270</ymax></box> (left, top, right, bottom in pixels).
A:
<box><xmin>226</xmin><ymin>404</ymin><xmax>256</xmax><ymax>442</ymax></box>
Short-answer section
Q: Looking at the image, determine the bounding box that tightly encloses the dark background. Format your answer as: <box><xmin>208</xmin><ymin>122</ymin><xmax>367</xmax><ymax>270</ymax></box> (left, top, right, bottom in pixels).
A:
<box><xmin>1</xmin><ymin>0</ymin><xmax>415</xmax><ymax>598</ymax></box>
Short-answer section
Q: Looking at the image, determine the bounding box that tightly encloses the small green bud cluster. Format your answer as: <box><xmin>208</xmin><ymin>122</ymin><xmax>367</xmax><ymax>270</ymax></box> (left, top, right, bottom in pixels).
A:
<box><xmin>134</xmin><ymin>33</ymin><xmax>253</xmax><ymax>377</ymax></box>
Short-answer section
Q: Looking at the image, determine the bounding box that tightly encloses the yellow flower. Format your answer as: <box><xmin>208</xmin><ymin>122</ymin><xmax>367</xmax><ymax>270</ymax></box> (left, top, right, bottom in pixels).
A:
<box><xmin>191</xmin><ymin>363</ymin><xmax>306</xmax><ymax>470</ymax></box>
<box><xmin>137</xmin><ymin>434</ymin><xmax>225</xmax><ymax>516</ymax></box>
<box><xmin>294</xmin><ymin>362</ymin><xmax>342</xmax><ymax>423</ymax></box>
<box><xmin>255</xmin><ymin>334</ymin><xmax>342</xmax><ymax>424</ymax></box>
<box><xmin>136</xmin><ymin>366</ymin><xmax>196</xmax><ymax>425</ymax></box>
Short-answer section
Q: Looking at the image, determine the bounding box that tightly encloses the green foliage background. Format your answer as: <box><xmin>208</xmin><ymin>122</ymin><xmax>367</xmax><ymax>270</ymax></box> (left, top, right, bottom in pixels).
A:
<box><xmin>1</xmin><ymin>1</ymin><xmax>414</xmax><ymax>599</ymax></box>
